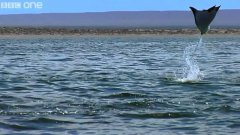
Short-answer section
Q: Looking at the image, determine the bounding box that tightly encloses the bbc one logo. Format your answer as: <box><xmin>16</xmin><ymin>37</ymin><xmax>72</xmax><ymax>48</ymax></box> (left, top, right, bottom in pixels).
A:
<box><xmin>0</xmin><ymin>1</ymin><xmax>43</xmax><ymax>9</ymax></box>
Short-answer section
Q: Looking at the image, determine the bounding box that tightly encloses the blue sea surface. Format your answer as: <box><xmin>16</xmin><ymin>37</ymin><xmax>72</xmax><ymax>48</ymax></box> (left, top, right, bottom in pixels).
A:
<box><xmin>0</xmin><ymin>35</ymin><xmax>240</xmax><ymax>134</ymax></box>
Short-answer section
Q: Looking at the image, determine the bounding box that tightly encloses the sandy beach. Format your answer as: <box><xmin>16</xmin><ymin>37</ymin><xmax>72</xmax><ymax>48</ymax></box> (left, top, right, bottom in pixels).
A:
<box><xmin>0</xmin><ymin>27</ymin><xmax>240</xmax><ymax>35</ymax></box>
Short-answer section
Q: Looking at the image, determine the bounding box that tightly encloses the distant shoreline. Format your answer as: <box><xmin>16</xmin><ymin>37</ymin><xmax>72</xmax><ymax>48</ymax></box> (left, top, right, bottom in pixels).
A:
<box><xmin>0</xmin><ymin>27</ymin><xmax>240</xmax><ymax>35</ymax></box>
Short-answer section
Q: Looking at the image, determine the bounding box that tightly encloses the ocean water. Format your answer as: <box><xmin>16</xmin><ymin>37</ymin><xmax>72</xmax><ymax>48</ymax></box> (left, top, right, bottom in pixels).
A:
<box><xmin>0</xmin><ymin>35</ymin><xmax>240</xmax><ymax>134</ymax></box>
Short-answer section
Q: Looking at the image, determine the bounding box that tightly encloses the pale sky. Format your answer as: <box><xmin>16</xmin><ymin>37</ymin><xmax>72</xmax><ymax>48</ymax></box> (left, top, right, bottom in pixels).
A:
<box><xmin>0</xmin><ymin>0</ymin><xmax>239</xmax><ymax>14</ymax></box>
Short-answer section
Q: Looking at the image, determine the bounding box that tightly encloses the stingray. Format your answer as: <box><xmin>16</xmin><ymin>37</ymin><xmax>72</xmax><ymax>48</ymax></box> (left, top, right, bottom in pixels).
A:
<box><xmin>190</xmin><ymin>6</ymin><xmax>220</xmax><ymax>35</ymax></box>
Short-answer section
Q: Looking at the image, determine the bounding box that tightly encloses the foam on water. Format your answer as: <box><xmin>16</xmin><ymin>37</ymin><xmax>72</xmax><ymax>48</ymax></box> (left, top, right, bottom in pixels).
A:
<box><xmin>177</xmin><ymin>36</ymin><xmax>204</xmax><ymax>83</ymax></box>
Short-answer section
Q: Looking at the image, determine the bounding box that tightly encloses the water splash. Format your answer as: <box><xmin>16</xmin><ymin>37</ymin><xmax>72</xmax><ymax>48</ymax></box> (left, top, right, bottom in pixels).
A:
<box><xmin>177</xmin><ymin>36</ymin><xmax>204</xmax><ymax>83</ymax></box>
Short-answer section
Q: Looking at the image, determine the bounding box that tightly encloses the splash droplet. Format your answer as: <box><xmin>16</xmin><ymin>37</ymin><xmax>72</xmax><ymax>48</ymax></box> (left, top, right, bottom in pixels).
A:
<box><xmin>177</xmin><ymin>36</ymin><xmax>204</xmax><ymax>82</ymax></box>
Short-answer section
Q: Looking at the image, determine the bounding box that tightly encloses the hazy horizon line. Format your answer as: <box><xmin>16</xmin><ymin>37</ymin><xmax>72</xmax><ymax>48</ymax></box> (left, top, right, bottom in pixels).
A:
<box><xmin>0</xmin><ymin>8</ymin><xmax>239</xmax><ymax>15</ymax></box>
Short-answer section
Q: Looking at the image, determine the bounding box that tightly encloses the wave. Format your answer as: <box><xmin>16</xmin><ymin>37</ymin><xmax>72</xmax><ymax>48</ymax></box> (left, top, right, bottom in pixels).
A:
<box><xmin>118</xmin><ymin>112</ymin><xmax>197</xmax><ymax>119</ymax></box>
<box><xmin>0</xmin><ymin>122</ymin><xmax>37</xmax><ymax>131</ymax></box>
<box><xmin>29</xmin><ymin>117</ymin><xmax>75</xmax><ymax>124</ymax></box>
<box><xmin>103</xmin><ymin>92</ymin><xmax>147</xmax><ymax>98</ymax></box>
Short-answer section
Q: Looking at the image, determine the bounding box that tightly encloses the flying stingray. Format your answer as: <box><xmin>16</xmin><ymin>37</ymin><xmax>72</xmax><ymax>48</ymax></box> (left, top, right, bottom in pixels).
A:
<box><xmin>190</xmin><ymin>6</ymin><xmax>220</xmax><ymax>35</ymax></box>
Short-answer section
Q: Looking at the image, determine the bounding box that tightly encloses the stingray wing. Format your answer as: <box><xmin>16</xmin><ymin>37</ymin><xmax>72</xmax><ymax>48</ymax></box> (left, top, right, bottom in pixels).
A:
<box><xmin>190</xmin><ymin>6</ymin><xmax>220</xmax><ymax>35</ymax></box>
